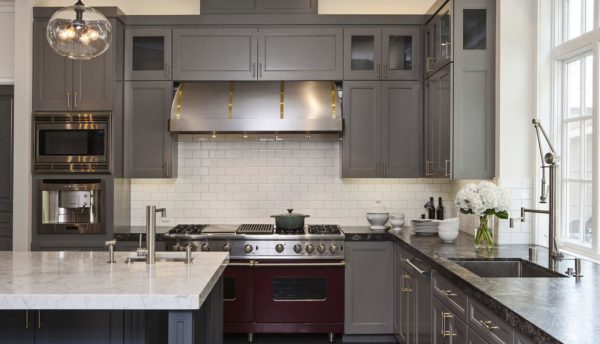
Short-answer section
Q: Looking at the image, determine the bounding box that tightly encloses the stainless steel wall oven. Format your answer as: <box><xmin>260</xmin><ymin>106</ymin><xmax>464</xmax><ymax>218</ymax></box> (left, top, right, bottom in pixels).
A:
<box><xmin>33</xmin><ymin>112</ymin><xmax>111</xmax><ymax>173</ymax></box>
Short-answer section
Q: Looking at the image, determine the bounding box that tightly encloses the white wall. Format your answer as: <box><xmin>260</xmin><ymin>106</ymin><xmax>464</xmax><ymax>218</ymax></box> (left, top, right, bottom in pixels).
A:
<box><xmin>130</xmin><ymin>135</ymin><xmax>456</xmax><ymax>227</ymax></box>
<box><xmin>32</xmin><ymin>0</ymin><xmax>436</xmax><ymax>15</ymax></box>
<box><xmin>0</xmin><ymin>2</ymin><xmax>14</xmax><ymax>84</ymax></box>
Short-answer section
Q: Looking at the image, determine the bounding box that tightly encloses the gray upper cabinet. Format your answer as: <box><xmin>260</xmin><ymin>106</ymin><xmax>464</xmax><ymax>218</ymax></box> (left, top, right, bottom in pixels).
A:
<box><xmin>381</xmin><ymin>81</ymin><xmax>421</xmax><ymax>177</ymax></box>
<box><xmin>425</xmin><ymin>65</ymin><xmax>451</xmax><ymax>178</ymax></box>
<box><xmin>342</xmin><ymin>81</ymin><xmax>381</xmax><ymax>178</ymax></box>
<box><xmin>344</xmin><ymin>241</ymin><xmax>393</xmax><ymax>335</ymax></box>
<box><xmin>345</xmin><ymin>27</ymin><xmax>420</xmax><ymax>81</ymax></box>
<box><xmin>124</xmin><ymin>81</ymin><xmax>177</xmax><ymax>178</ymax></box>
<box><xmin>125</xmin><ymin>28</ymin><xmax>172</xmax><ymax>81</ymax></box>
<box><xmin>452</xmin><ymin>0</ymin><xmax>495</xmax><ymax>179</ymax></box>
<box><xmin>173</xmin><ymin>28</ymin><xmax>258</xmax><ymax>81</ymax></box>
<box><xmin>382</xmin><ymin>27</ymin><xmax>421</xmax><ymax>80</ymax></box>
<box><xmin>201</xmin><ymin>0</ymin><xmax>317</xmax><ymax>14</ymax></box>
<box><xmin>258</xmin><ymin>28</ymin><xmax>343</xmax><ymax>80</ymax></box>
<box><xmin>343</xmin><ymin>81</ymin><xmax>421</xmax><ymax>178</ymax></box>
<box><xmin>33</xmin><ymin>20</ymin><xmax>114</xmax><ymax>111</ymax></box>
<box><xmin>425</xmin><ymin>2</ymin><xmax>452</xmax><ymax>77</ymax></box>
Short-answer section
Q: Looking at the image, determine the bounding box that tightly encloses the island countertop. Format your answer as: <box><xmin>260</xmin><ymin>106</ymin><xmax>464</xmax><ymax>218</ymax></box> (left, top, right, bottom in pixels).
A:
<box><xmin>0</xmin><ymin>251</ymin><xmax>229</xmax><ymax>310</ymax></box>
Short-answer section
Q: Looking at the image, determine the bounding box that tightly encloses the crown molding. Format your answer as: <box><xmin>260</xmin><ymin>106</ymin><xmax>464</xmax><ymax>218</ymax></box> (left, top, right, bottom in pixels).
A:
<box><xmin>0</xmin><ymin>2</ymin><xmax>15</xmax><ymax>16</ymax></box>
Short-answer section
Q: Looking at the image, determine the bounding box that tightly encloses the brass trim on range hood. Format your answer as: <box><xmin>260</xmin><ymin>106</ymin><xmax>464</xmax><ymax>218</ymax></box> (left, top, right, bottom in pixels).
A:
<box><xmin>169</xmin><ymin>81</ymin><xmax>342</xmax><ymax>133</ymax></box>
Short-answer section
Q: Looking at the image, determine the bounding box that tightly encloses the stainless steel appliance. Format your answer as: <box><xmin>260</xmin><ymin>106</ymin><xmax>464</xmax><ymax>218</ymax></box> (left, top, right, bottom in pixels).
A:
<box><xmin>33</xmin><ymin>112</ymin><xmax>111</xmax><ymax>173</ymax></box>
<box><xmin>164</xmin><ymin>224</ymin><xmax>346</xmax><ymax>343</ymax></box>
<box><xmin>37</xmin><ymin>179</ymin><xmax>106</xmax><ymax>234</ymax></box>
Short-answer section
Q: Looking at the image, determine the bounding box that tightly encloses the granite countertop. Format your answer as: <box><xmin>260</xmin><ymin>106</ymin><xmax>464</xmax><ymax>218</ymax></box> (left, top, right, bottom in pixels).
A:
<box><xmin>342</xmin><ymin>226</ymin><xmax>599</xmax><ymax>344</ymax></box>
<box><xmin>0</xmin><ymin>251</ymin><xmax>228</xmax><ymax>310</ymax></box>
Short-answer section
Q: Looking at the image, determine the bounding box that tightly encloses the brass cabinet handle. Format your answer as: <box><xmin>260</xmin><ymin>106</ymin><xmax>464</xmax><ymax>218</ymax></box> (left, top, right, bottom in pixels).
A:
<box><xmin>258</xmin><ymin>62</ymin><xmax>262</xmax><ymax>78</ymax></box>
<box><xmin>383</xmin><ymin>161</ymin><xmax>387</xmax><ymax>177</ymax></box>
<box><xmin>67</xmin><ymin>91</ymin><xmax>71</xmax><ymax>109</ymax></box>
<box><xmin>425</xmin><ymin>160</ymin><xmax>434</xmax><ymax>177</ymax></box>
<box><xmin>479</xmin><ymin>320</ymin><xmax>499</xmax><ymax>331</ymax></box>
<box><xmin>383</xmin><ymin>64</ymin><xmax>388</xmax><ymax>79</ymax></box>
<box><xmin>376</xmin><ymin>63</ymin><xmax>381</xmax><ymax>78</ymax></box>
<box><xmin>426</xmin><ymin>57</ymin><xmax>436</xmax><ymax>72</ymax></box>
<box><xmin>165</xmin><ymin>161</ymin><xmax>170</xmax><ymax>177</ymax></box>
<box><xmin>441</xmin><ymin>312</ymin><xmax>456</xmax><ymax>338</ymax></box>
<box><xmin>165</xmin><ymin>63</ymin><xmax>171</xmax><ymax>79</ymax></box>
<box><xmin>443</xmin><ymin>289</ymin><xmax>457</xmax><ymax>297</ymax></box>
<box><xmin>74</xmin><ymin>91</ymin><xmax>78</xmax><ymax>108</ymax></box>
<box><xmin>402</xmin><ymin>288</ymin><xmax>413</xmax><ymax>293</ymax></box>
<box><xmin>445</xmin><ymin>159</ymin><xmax>451</xmax><ymax>177</ymax></box>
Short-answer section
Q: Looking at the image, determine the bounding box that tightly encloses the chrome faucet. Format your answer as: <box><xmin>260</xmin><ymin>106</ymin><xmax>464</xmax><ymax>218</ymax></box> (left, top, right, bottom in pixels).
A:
<box><xmin>145</xmin><ymin>205</ymin><xmax>166</xmax><ymax>264</ymax></box>
<box><xmin>510</xmin><ymin>119</ymin><xmax>563</xmax><ymax>268</ymax></box>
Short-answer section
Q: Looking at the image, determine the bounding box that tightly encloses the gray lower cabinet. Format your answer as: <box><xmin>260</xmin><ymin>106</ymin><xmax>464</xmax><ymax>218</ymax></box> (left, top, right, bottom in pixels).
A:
<box><xmin>432</xmin><ymin>296</ymin><xmax>468</xmax><ymax>344</ymax></box>
<box><xmin>125</xmin><ymin>28</ymin><xmax>172</xmax><ymax>81</ymax></box>
<box><xmin>124</xmin><ymin>81</ymin><xmax>177</xmax><ymax>178</ymax></box>
<box><xmin>0</xmin><ymin>86</ymin><xmax>12</xmax><ymax>250</ymax></box>
<box><xmin>173</xmin><ymin>28</ymin><xmax>258</xmax><ymax>80</ymax></box>
<box><xmin>344</xmin><ymin>241</ymin><xmax>393</xmax><ymax>334</ymax></box>
<box><xmin>258</xmin><ymin>28</ymin><xmax>343</xmax><ymax>80</ymax></box>
<box><xmin>33</xmin><ymin>20</ymin><xmax>116</xmax><ymax>111</ymax></box>
<box><xmin>514</xmin><ymin>333</ymin><xmax>534</xmax><ymax>344</ymax></box>
<box><xmin>0</xmin><ymin>311</ymin><xmax>34</xmax><ymax>344</ymax></box>
<box><xmin>342</xmin><ymin>81</ymin><xmax>421</xmax><ymax>178</ymax></box>
<box><xmin>468</xmin><ymin>299</ymin><xmax>513</xmax><ymax>344</ymax></box>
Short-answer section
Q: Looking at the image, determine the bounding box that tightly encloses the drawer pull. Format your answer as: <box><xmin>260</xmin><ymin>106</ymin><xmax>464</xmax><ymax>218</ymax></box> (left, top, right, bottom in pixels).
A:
<box><xmin>441</xmin><ymin>312</ymin><xmax>456</xmax><ymax>338</ymax></box>
<box><xmin>443</xmin><ymin>289</ymin><xmax>457</xmax><ymax>297</ymax></box>
<box><xmin>479</xmin><ymin>320</ymin><xmax>499</xmax><ymax>331</ymax></box>
<box><xmin>402</xmin><ymin>288</ymin><xmax>413</xmax><ymax>293</ymax></box>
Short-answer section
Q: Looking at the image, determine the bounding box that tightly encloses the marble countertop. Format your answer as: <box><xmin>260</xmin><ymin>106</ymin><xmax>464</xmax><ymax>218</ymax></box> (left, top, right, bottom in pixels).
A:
<box><xmin>342</xmin><ymin>226</ymin><xmax>599</xmax><ymax>344</ymax></box>
<box><xmin>0</xmin><ymin>251</ymin><xmax>229</xmax><ymax>310</ymax></box>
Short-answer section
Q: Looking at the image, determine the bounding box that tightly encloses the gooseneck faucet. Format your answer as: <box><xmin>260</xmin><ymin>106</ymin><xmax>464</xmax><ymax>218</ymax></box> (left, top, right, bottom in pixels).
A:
<box><xmin>145</xmin><ymin>205</ymin><xmax>166</xmax><ymax>264</ymax></box>
<box><xmin>510</xmin><ymin>119</ymin><xmax>563</xmax><ymax>267</ymax></box>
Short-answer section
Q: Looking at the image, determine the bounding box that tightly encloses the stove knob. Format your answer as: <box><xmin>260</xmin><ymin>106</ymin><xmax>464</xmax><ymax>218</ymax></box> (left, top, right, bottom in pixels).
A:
<box><xmin>244</xmin><ymin>244</ymin><xmax>253</xmax><ymax>253</ymax></box>
<box><xmin>275</xmin><ymin>244</ymin><xmax>285</xmax><ymax>253</ymax></box>
<box><xmin>317</xmin><ymin>244</ymin><xmax>327</xmax><ymax>253</ymax></box>
<box><xmin>201</xmin><ymin>243</ymin><xmax>210</xmax><ymax>252</ymax></box>
<box><xmin>223</xmin><ymin>243</ymin><xmax>231</xmax><ymax>252</ymax></box>
<box><xmin>305</xmin><ymin>244</ymin><xmax>314</xmax><ymax>253</ymax></box>
<box><xmin>329</xmin><ymin>244</ymin><xmax>338</xmax><ymax>253</ymax></box>
<box><xmin>293</xmin><ymin>244</ymin><xmax>303</xmax><ymax>253</ymax></box>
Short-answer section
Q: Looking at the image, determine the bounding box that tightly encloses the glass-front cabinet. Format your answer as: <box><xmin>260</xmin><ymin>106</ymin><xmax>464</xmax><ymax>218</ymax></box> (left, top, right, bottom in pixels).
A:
<box><xmin>437</xmin><ymin>3</ymin><xmax>453</xmax><ymax>68</ymax></box>
<box><xmin>344</xmin><ymin>27</ymin><xmax>420</xmax><ymax>80</ymax></box>
<box><xmin>125</xmin><ymin>28</ymin><xmax>172</xmax><ymax>80</ymax></box>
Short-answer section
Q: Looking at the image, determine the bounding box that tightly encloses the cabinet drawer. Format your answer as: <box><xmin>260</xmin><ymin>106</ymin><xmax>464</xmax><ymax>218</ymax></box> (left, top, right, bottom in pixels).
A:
<box><xmin>433</xmin><ymin>272</ymin><xmax>468</xmax><ymax>321</ymax></box>
<box><xmin>469</xmin><ymin>299</ymin><xmax>513</xmax><ymax>344</ymax></box>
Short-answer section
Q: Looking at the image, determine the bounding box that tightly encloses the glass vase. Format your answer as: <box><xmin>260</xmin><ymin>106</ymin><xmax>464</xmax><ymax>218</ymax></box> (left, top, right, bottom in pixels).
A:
<box><xmin>474</xmin><ymin>215</ymin><xmax>494</xmax><ymax>249</ymax></box>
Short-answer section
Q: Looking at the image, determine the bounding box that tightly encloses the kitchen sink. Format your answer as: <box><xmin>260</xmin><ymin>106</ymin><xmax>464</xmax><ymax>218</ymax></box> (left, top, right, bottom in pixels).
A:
<box><xmin>449</xmin><ymin>258</ymin><xmax>566</xmax><ymax>278</ymax></box>
<box><xmin>123</xmin><ymin>253</ymin><xmax>193</xmax><ymax>264</ymax></box>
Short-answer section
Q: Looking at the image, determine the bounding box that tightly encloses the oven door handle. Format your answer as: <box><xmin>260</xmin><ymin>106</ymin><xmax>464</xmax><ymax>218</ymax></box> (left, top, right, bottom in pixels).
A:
<box><xmin>227</xmin><ymin>262</ymin><xmax>255</xmax><ymax>267</ymax></box>
<box><xmin>252</xmin><ymin>261</ymin><xmax>346</xmax><ymax>268</ymax></box>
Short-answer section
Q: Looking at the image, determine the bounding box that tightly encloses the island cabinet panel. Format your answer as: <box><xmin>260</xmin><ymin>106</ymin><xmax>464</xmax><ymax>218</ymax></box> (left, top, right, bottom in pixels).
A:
<box><xmin>342</xmin><ymin>81</ymin><xmax>421</xmax><ymax>178</ymax></box>
<box><xmin>258</xmin><ymin>28</ymin><xmax>343</xmax><ymax>80</ymax></box>
<box><xmin>33</xmin><ymin>20</ymin><xmax>116</xmax><ymax>111</ymax></box>
<box><xmin>173</xmin><ymin>28</ymin><xmax>258</xmax><ymax>81</ymax></box>
<box><xmin>0</xmin><ymin>86</ymin><xmax>12</xmax><ymax>250</ymax></box>
<box><xmin>124</xmin><ymin>81</ymin><xmax>177</xmax><ymax>178</ymax></box>
<box><xmin>36</xmin><ymin>310</ymin><xmax>124</xmax><ymax>344</ymax></box>
<box><xmin>344</xmin><ymin>241</ymin><xmax>393</xmax><ymax>334</ymax></box>
<box><xmin>0</xmin><ymin>311</ymin><xmax>34</xmax><ymax>344</ymax></box>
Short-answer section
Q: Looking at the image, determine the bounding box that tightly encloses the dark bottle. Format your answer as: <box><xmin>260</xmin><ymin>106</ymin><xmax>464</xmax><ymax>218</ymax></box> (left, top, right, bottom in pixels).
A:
<box><xmin>436</xmin><ymin>197</ymin><xmax>445</xmax><ymax>220</ymax></box>
<box><xmin>424</xmin><ymin>197</ymin><xmax>436</xmax><ymax>219</ymax></box>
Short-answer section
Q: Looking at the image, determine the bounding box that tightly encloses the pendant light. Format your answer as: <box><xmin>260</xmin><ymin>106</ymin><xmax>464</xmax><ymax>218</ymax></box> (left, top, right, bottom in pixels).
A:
<box><xmin>46</xmin><ymin>0</ymin><xmax>112</xmax><ymax>60</ymax></box>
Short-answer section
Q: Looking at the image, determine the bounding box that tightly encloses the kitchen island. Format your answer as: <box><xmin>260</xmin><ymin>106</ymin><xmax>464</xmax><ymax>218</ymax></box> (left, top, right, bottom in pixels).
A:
<box><xmin>0</xmin><ymin>251</ymin><xmax>228</xmax><ymax>344</ymax></box>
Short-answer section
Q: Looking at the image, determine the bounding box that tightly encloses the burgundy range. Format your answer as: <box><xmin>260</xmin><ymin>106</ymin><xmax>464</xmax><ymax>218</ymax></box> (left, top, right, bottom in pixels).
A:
<box><xmin>164</xmin><ymin>223</ymin><xmax>346</xmax><ymax>343</ymax></box>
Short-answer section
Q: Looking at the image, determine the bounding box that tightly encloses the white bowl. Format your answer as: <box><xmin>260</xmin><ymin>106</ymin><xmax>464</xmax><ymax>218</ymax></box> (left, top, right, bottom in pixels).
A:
<box><xmin>366</xmin><ymin>212</ymin><xmax>389</xmax><ymax>230</ymax></box>
<box><xmin>438</xmin><ymin>229</ymin><xmax>459</xmax><ymax>243</ymax></box>
<box><xmin>389</xmin><ymin>217</ymin><xmax>405</xmax><ymax>229</ymax></box>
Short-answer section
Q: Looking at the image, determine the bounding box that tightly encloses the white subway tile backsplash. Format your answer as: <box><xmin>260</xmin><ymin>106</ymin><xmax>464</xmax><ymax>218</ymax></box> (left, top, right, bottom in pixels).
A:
<box><xmin>130</xmin><ymin>136</ymin><xmax>457</xmax><ymax>227</ymax></box>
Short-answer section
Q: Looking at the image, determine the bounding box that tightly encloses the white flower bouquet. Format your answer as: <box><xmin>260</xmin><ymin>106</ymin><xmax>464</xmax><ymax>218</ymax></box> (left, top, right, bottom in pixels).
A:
<box><xmin>455</xmin><ymin>182</ymin><xmax>511</xmax><ymax>248</ymax></box>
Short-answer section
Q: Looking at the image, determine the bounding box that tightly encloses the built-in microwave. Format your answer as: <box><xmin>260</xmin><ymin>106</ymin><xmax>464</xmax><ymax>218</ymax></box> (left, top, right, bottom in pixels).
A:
<box><xmin>32</xmin><ymin>112</ymin><xmax>111</xmax><ymax>173</ymax></box>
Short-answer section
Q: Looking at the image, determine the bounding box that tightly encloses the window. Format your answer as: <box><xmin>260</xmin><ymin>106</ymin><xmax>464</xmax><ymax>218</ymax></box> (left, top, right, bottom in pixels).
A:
<box><xmin>547</xmin><ymin>0</ymin><xmax>599</xmax><ymax>257</ymax></box>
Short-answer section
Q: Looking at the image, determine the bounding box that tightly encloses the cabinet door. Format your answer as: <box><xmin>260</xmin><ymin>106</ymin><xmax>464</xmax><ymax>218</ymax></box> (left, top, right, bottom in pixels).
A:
<box><xmin>0</xmin><ymin>87</ymin><xmax>12</xmax><ymax>251</ymax></box>
<box><xmin>344</xmin><ymin>241</ymin><xmax>393</xmax><ymax>334</ymax></box>
<box><xmin>173</xmin><ymin>28</ymin><xmax>258</xmax><ymax>81</ymax></box>
<box><xmin>514</xmin><ymin>333</ymin><xmax>534</xmax><ymax>344</ymax></box>
<box><xmin>0</xmin><ymin>311</ymin><xmax>34</xmax><ymax>344</ymax></box>
<box><xmin>403</xmin><ymin>271</ymin><xmax>418</xmax><ymax>343</ymax></box>
<box><xmin>341</xmin><ymin>81</ymin><xmax>382</xmax><ymax>178</ymax></box>
<box><xmin>124</xmin><ymin>81</ymin><xmax>176</xmax><ymax>178</ymax></box>
<box><xmin>382</xmin><ymin>81</ymin><xmax>421</xmax><ymax>178</ymax></box>
<box><xmin>432</xmin><ymin>297</ymin><xmax>451</xmax><ymax>344</ymax></box>
<box><xmin>258</xmin><ymin>28</ymin><xmax>343</xmax><ymax>80</ymax></box>
<box><xmin>425</xmin><ymin>65</ymin><xmax>451</xmax><ymax>178</ymax></box>
<box><xmin>436</xmin><ymin>3</ymin><xmax>453</xmax><ymax>69</ymax></box>
<box><xmin>393</xmin><ymin>245</ymin><xmax>405</xmax><ymax>342</ymax></box>
<box><xmin>32</xmin><ymin>21</ymin><xmax>72</xmax><ymax>111</ymax></box>
<box><xmin>344</xmin><ymin>28</ymin><xmax>382</xmax><ymax>80</ymax></box>
<box><xmin>469</xmin><ymin>328</ymin><xmax>489</xmax><ymax>344</ymax></box>
<box><xmin>35</xmin><ymin>310</ymin><xmax>123</xmax><ymax>344</ymax></box>
<box><xmin>439</xmin><ymin>69</ymin><xmax>452</xmax><ymax>178</ymax></box>
<box><xmin>125</xmin><ymin>28</ymin><xmax>172</xmax><ymax>81</ymax></box>
<box><xmin>452</xmin><ymin>0</ymin><xmax>495</xmax><ymax>179</ymax></box>
<box><xmin>425</xmin><ymin>23</ymin><xmax>437</xmax><ymax>77</ymax></box>
<box><xmin>73</xmin><ymin>48</ymin><xmax>114</xmax><ymax>110</ymax></box>
<box><xmin>424</xmin><ymin>76</ymin><xmax>439</xmax><ymax>178</ymax></box>
<box><xmin>382</xmin><ymin>27</ymin><xmax>421</xmax><ymax>80</ymax></box>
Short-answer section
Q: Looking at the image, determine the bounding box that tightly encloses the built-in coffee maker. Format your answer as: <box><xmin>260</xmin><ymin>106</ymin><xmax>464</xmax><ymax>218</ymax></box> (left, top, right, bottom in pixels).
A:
<box><xmin>37</xmin><ymin>179</ymin><xmax>106</xmax><ymax>234</ymax></box>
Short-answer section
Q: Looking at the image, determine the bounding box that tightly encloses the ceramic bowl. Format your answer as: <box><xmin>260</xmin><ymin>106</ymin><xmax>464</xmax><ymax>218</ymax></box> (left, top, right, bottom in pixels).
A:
<box><xmin>389</xmin><ymin>216</ymin><xmax>405</xmax><ymax>230</ymax></box>
<box><xmin>366</xmin><ymin>212</ymin><xmax>389</xmax><ymax>230</ymax></box>
<box><xmin>438</xmin><ymin>228</ymin><xmax>459</xmax><ymax>243</ymax></box>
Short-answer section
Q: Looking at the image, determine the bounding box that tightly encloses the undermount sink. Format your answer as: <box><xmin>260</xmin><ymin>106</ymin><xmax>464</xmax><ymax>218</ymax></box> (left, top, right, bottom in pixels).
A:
<box><xmin>124</xmin><ymin>253</ymin><xmax>193</xmax><ymax>264</ymax></box>
<box><xmin>449</xmin><ymin>258</ymin><xmax>566</xmax><ymax>278</ymax></box>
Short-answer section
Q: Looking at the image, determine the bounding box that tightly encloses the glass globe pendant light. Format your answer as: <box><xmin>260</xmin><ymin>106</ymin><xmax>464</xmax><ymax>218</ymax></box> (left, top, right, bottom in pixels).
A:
<box><xmin>46</xmin><ymin>0</ymin><xmax>112</xmax><ymax>60</ymax></box>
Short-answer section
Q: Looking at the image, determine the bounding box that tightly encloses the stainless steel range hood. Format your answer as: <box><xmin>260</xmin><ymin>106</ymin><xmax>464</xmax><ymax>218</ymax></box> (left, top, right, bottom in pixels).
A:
<box><xmin>169</xmin><ymin>81</ymin><xmax>342</xmax><ymax>133</ymax></box>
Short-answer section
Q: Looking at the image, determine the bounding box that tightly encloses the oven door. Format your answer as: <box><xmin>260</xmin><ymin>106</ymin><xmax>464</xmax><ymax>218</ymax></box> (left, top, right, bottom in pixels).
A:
<box><xmin>223</xmin><ymin>263</ymin><xmax>254</xmax><ymax>324</ymax></box>
<box><xmin>253</xmin><ymin>260</ymin><xmax>345</xmax><ymax>324</ymax></box>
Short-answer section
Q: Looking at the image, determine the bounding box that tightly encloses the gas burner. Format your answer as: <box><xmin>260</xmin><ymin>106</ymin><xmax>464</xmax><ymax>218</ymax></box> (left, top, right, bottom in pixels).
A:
<box><xmin>169</xmin><ymin>224</ymin><xmax>207</xmax><ymax>235</ymax></box>
<box><xmin>275</xmin><ymin>227</ymin><xmax>306</xmax><ymax>235</ymax></box>
<box><xmin>308</xmin><ymin>225</ymin><xmax>342</xmax><ymax>235</ymax></box>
